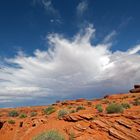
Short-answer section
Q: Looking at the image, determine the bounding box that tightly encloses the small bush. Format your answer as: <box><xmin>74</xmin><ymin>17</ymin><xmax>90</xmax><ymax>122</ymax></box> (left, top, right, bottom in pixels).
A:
<box><xmin>30</xmin><ymin>112</ymin><xmax>37</xmax><ymax>117</ymax></box>
<box><xmin>69</xmin><ymin>132</ymin><xmax>75</xmax><ymax>140</ymax></box>
<box><xmin>9</xmin><ymin>110</ymin><xmax>19</xmax><ymax>117</ymax></box>
<box><xmin>33</xmin><ymin>130</ymin><xmax>65</xmax><ymax>140</ymax></box>
<box><xmin>8</xmin><ymin>120</ymin><xmax>15</xmax><ymax>124</ymax></box>
<box><xmin>95</xmin><ymin>104</ymin><xmax>101</xmax><ymax>109</ymax></box>
<box><xmin>133</xmin><ymin>98</ymin><xmax>140</xmax><ymax>106</ymax></box>
<box><xmin>70</xmin><ymin>110</ymin><xmax>76</xmax><ymax>113</ymax></box>
<box><xmin>102</xmin><ymin>99</ymin><xmax>110</xmax><ymax>104</ymax></box>
<box><xmin>43</xmin><ymin>106</ymin><xmax>56</xmax><ymax>115</ymax></box>
<box><xmin>96</xmin><ymin>105</ymin><xmax>103</xmax><ymax>112</ymax></box>
<box><xmin>121</xmin><ymin>103</ymin><xmax>131</xmax><ymax>109</ymax></box>
<box><xmin>67</xmin><ymin>106</ymin><xmax>72</xmax><ymax>109</ymax></box>
<box><xmin>58</xmin><ymin>110</ymin><xmax>68</xmax><ymax>119</ymax></box>
<box><xmin>19</xmin><ymin>113</ymin><xmax>27</xmax><ymax>118</ymax></box>
<box><xmin>106</xmin><ymin>103</ymin><xmax>123</xmax><ymax>114</ymax></box>
<box><xmin>76</xmin><ymin>106</ymin><xmax>85</xmax><ymax>112</ymax></box>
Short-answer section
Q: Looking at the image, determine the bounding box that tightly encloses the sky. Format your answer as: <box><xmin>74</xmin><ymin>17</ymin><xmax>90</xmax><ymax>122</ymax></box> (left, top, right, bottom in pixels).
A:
<box><xmin>0</xmin><ymin>0</ymin><xmax>140</xmax><ymax>107</ymax></box>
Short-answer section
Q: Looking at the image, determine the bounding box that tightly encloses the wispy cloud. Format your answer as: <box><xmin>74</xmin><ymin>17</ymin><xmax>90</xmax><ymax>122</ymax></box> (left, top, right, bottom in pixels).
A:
<box><xmin>0</xmin><ymin>24</ymin><xmax>140</xmax><ymax>106</ymax></box>
<box><xmin>76</xmin><ymin>0</ymin><xmax>88</xmax><ymax>17</ymax></box>
<box><xmin>33</xmin><ymin>0</ymin><xmax>60</xmax><ymax>17</ymax></box>
<box><xmin>103</xmin><ymin>30</ymin><xmax>117</xmax><ymax>44</ymax></box>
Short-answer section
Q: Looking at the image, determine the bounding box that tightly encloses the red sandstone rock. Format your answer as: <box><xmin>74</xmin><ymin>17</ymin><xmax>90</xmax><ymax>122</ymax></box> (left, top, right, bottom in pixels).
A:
<box><xmin>134</xmin><ymin>85</ymin><xmax>140</xmax><ymax>89</ymax></box>
<box><xmin>0</xmin><ymin>92</ymin><xmax>140</xmax><ymax>140</ymax></box>
<box><xmin>129</xmin><ymin>88</ymin><xmax>140</xmax><ymax>93</ymax></box>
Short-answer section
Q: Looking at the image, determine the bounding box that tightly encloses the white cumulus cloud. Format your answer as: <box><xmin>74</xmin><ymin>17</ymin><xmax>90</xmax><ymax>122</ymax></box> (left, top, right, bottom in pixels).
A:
<box><xmin>0</xmin><ymin>24</ymin><xmax>140</xmax><ymax>106</ymax></box>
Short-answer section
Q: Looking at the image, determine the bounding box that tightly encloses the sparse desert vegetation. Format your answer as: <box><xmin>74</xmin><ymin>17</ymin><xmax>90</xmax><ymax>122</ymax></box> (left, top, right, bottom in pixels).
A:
<box><xmin>19</xmin><ymin>113</ymin><xmax>27</xmax><ymax>118</ymax></box>
<box><xmin>121</xmin><ymin>102</ymin><xmax>131</xmax><ymax>109</ymax></box>
<box><xmin>96</xmin><ymin>104</ymin><xmax>103</xmax><ymax>112</ymax></box>
<box><xmin>32</xmin><ymin>130</ymin><xmax>65</xmax><ymax>140</ymax></box>
<box><xmin>133</xmin><ymin>98</ymin><xmax>140</xmax><ymax>106</ymax></box>
<box><xmin>106</xmin><ymin>103</ymin><xmax>124</xmax><ymax>114</ymax></box>
<box><xmin>30</xmin><ymin>112</ymin><xmax>37</xmax><ymax>117</ymax></box>
<box><xmin>69</xmin><ymin>109</ymin><xmax>76</xmax><ymax>114</ymax></box>
<box><xmin>8</xmin><ymin>119</ymin><xmax>15</xmax><ymax>124</ymax></box>
<box><xmin>76</xmin><ymin>105</ymin><xmax>85</xmax><ymax>112</ymax></box>
<box><xmin>0</xmin><ymin>91</ymin><xmax>140</xmax><ymax>140</ymax></box>
<box><xmin>43</xmin><ymin>106</ymin><xmax>56</xmax><ymax>115</ymax></box>
<box><xmin>8</xmin><ymin>110</ymin><xmax>19</xmax><ymax>117</ymax></box>
<box><xmin>58</xmin><ymin>109</ymin><xmax>68</xmax><ymax>119</ymax></box>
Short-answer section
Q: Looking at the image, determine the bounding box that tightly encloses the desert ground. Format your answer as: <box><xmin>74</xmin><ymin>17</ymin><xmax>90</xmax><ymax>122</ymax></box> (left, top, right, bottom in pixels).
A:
<box><xmin>0</xmin><ymin>86</ymin><xmax>140</xmax><ymax>140</ymax></box>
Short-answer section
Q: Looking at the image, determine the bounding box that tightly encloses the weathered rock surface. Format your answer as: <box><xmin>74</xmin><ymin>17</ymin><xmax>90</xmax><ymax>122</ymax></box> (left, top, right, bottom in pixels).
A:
<box><xmin>129</xmin><ymin>84</ymin><xmax>140</xmax><ymax>93</ymax></box>
<box><xmin>0</xmin><ymin>91</ymin><xmax>140</xmax><ymax>140</ymax></box>
<box><xmin>63</xmin><ymin>113</ymin><xmax>94</xmax><ymax>122</ymax></box>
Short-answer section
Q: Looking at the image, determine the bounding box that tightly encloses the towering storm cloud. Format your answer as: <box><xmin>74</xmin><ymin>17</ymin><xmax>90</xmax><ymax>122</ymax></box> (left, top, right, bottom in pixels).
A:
<box><xmin>0</xmin><ymin>24</ymin><xmax>140</xmax><ymax>105</ymax></box>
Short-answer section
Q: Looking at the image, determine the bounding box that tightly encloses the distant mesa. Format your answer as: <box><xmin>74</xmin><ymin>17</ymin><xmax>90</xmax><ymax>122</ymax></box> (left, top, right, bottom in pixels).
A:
<box><xmin>129</xmin><ymin>84</ymin><xmax>140</xmax><ymax>93</ymax></box>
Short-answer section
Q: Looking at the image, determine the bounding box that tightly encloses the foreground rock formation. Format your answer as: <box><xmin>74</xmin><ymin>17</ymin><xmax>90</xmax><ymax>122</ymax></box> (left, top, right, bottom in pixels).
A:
<box><xmin>0</xmin><ymin>90</ymin><xmax>140</xmax><ymax>140</ymax></box>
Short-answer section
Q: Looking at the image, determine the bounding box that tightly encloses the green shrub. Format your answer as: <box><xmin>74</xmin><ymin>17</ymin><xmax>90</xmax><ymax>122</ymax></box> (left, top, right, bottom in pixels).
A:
<box><xmin>96</xmin><ymin>105</ymin><xmax>103</xmax><ymax>112</ymax></box>
<box><xmin>9</xmin><ymin>110</ymin><xmax>19</xmax><ymax>117</ymax></box>
<box><xmin>8</xmin><ymin>120</ymin><xmax>15</xmax><ymax>124</ymax></box>
<box><xmin>106</xmin><ymin>103</ymin><xmax>124</xmax><ymax>114</ymax></box>
<box><xmin>70</xmin><ymin>110</ymin><xmax>76</xmax><ymax>114</ymax></box>
<box><xmin>69</xmin><ymin>132</ymin><xmax>75</xmax><ymax>140</ymax></box>
<box><xmin>58</xmin><ymin>110</ymin><xmax>68</xmax><ymax>119</ymax></box>
<box><xmin>30</xmin><ymin>112</ymin><xmax>37</xmax><ymax>117</ymax></box>
<box><xmin>133</xmin><ymin>98</ymin><xmax>140</xmax><ymax>106</ymax></box>
<box><xmin>67</xmin><ymin>106</ymin><xmax>72</xmax><ymax>109</ymax></box>
<box><xmin>19</xmin><ymin>113</ymin><xmax>27</xmax><ymax>118</ymax></box>
<box><xmin>102</xmin><ymin>99</ymin><xmax>110</xmax><ymax>104</ymax></box>
<box><xmin>76</xmin><ymin>106</ymin><xmax>85</xmax><ymax>112</ymax></box>
<box><xmin>43</xmin><ymin>106</ymin><xmax>56</xmax><ymax>115</ymax></box>
<box><xmin>32</xmin><ymin>130</ymin><xmax>65</xmax><ymax>140</ymax></box>
<box><xmin>95</xmin><ymin>104</ymin><xmax>101</xmax><ymax>109</ymax></box>
<box><xmin>121</xmin><ymin>103</ymin><xmax>131</xmax><ymax>109</ymax></box>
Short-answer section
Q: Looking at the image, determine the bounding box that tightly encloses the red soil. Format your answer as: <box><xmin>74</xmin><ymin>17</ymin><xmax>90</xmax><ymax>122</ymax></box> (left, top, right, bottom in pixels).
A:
<box><xmin>0</xmin><ymin>92</ymin><xmax>140</xmax><ymax>140</ymax></box>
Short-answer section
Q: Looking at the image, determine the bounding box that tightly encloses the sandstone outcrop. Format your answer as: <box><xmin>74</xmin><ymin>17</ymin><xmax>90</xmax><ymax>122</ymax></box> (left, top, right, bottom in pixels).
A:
<box><xmin>129</xmin><ymin>84</ymin><xmax>140</xmax><ymax>93</ymax></box>
<box><xmin>0</xmin><ymin>92</ymin><xmax>140</xmax><ymax>140</ymax></box>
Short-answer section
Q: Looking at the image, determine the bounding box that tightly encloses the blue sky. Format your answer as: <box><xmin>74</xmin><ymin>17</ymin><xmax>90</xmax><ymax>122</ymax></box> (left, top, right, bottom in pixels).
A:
<box><xmin>0</xmin><ymin>0</ymin><xmax>140</xmax><ymax>107</ymax></box>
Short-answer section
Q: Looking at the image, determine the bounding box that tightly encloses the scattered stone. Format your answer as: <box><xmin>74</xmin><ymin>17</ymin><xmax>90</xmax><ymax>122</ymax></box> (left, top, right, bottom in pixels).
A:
<box><xmin>104</xmin><ymin>95</ymin><xmax>109</xmax><ymax>99</ymax></box>
<box><xmin>32</xmin><ymin>123</ymin><xmax>36</xmax><ymax>127</ymax></box>
<box><xmin>75</xmin><ymin>98</ymin><xmax>86</xmax><ymax>102</ymax></box>
<box><xmin>19</xmin><ymin>122</ymin><xmax>23</xmax><ymax>127</ymax></box>
<box><xmin>0</xmin><ymin>121</ymin><xmax>5</xmax><ymax>129</ymax></box>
